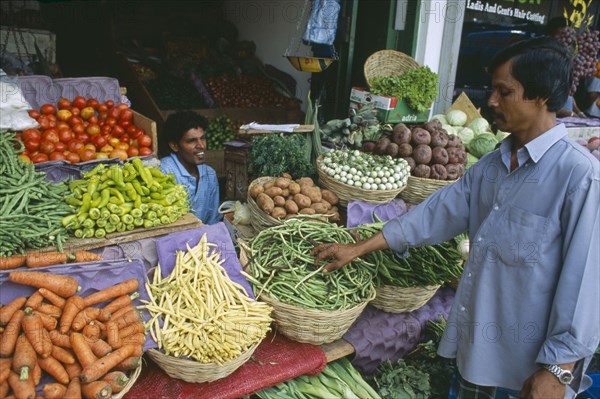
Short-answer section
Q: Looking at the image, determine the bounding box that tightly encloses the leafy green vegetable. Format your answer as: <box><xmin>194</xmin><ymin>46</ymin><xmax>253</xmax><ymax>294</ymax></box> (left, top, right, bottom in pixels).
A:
<box><xmin>467</xmin><ymin>132</ymin><xmax>498</xmax><ymax>158</ymax></box>
<box><xmin>249</xmin><ymin>133</ymin><xmax>315</xmax><ymax>180</ymax></box>
<box><xmin>373</xmin><ymin>359</ymin><xmax>431</xmax><ymax>399</ymax></box>
<box><xmin>370</xmin><ymin>66</ymin><xmax>438</xmax><ymax>113</ymax></box>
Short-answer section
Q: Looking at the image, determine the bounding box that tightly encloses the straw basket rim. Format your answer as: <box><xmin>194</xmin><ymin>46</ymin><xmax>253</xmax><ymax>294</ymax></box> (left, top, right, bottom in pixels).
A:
<box><xmin>316</xmin><ymin>156</ymin><xmax>406</xmax><ymax>206</ymax></box>
<box><xmin>112</xmin><ymin>361</ymin><xmax>143</xmax><ymax>399</ymax></box>
<box><xmin>399</xmin><ymin>175</ymin><xmax>457</xmax><ymax>204</ymax></box>
<box><xmin>364</xmin><ymin>50</ymin><xmax>420</xmax><ymax>89</ymax></box>
<box><xmin>371</xmin><ymin>284</ymin><xmax>440</xmax><ymax>313</ymax></box>
<box><xmin>147</xmin><ymin>340</ymin><xmax>260</xmax><ymax>383</ymax></box>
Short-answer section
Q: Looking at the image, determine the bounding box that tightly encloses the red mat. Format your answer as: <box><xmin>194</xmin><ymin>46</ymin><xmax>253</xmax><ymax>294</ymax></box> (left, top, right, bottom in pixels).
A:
<box><xmin>124</xmin><ymin>332</ymin><xmax>328</xmax><ymax>399</ymax></box>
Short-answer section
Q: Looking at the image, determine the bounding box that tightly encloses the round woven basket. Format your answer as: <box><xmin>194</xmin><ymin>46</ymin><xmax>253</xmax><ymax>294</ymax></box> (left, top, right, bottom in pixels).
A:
<box><xmin>259</xmin><ymin>293</ymin><xmax>371</xmax><ymax>345</ymax></box>
<box><xmin>364</xmin><ymin>50</ymin><xmax>420</xmax><ymax>89</ymax></box>
<box><xmin>371</xmin><ymin>284</ymin><xmax>440</xmax><ymax>313</ymax></box>
<box><xmin>247</xmin><ymin>176</ymin><xmax>283</xmax><ymax>232</ymax></box>
<box><xmin>399</xmin><ymin>175</ymin><xmax>457</xmax><ymax>204</ymax></box>
<box><xmin>317</xmin><ymin>157</ymin><xmax>406</xmax><ymax>207</ymax></box>
<box><xmin>112</xmin><ymin>362</ymin><xmax>143</xmax><ymax>399</ymax></box>
<box><xmin>146</xmin><ymin>341</ymin><xmax>260</xmax><ymax>383</ymax></box>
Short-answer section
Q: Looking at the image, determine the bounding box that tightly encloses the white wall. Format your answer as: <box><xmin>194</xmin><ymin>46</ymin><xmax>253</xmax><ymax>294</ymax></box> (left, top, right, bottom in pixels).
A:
<box><xmin>223</xmin><ymin>0</ymin><xmax>313</xmax><ymax>111</ymax></box>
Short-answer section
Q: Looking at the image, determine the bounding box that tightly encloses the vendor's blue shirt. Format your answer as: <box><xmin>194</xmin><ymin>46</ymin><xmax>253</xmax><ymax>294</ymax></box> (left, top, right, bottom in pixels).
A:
<box><xmin>159</xmin><ymin>154</ymin><xmax>221</xmax><ymax>225</ymax></box>
<box><xmin>382</xmin><ymin>124</ymin><xmax>599</xmax><ymax>396</ymax></box>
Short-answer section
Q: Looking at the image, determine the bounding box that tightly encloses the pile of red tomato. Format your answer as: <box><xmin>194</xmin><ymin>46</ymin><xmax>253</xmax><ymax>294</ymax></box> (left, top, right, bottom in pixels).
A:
<box><xmin>18</xmin><ymin>96</ymin><xmax>154</xmax><ymax>164</ymax></box>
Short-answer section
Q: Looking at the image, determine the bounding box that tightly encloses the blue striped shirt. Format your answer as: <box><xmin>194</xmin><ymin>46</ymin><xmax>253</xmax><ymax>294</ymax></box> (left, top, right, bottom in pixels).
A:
<box><xmin>382</xmin><ymin>124</ymin><xmax>599</xmax><ymax>396</ymax></box>
<box><xmin>159</xmin><ymin>154</ymin><xmax>221</xmax><ymax>225</ymax></box>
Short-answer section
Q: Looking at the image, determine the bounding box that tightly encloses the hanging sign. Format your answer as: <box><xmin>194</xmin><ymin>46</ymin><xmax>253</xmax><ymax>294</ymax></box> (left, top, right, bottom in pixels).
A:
<box><xmin>562</xmin><ymin>0</ymin><xmax>596</xmax><ymax>28</ymax></box>
<box><xmin>465</xmin><ymin>0</ymin><xmax>553</xmax><ymax>24</ymax></box>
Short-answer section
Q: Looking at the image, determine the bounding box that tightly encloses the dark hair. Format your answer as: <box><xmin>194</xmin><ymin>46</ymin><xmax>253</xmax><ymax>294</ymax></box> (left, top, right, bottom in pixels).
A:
<box><xmin>488</xmin><ymin>37</ymin><xmax>572</xmax><ymax>112</ymax></box>
<box><xmin>160</xmin><ymin>111</ymin><xmax>208</xmax><ymax>156</ymax></box>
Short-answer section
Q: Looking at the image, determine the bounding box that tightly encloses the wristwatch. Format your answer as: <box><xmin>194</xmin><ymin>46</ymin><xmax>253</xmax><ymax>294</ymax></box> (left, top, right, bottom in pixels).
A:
<box><xmin>541</xmin><ymin>364</ymin><xmax>574</xmax><ymax>385</ymax></box>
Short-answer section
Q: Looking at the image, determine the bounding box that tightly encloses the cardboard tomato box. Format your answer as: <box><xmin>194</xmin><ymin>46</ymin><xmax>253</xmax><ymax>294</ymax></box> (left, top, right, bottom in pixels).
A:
<box><xmin>349</xmin><ymin>87</ymin><xmax>431</xmax><ymax>123</ymax></box>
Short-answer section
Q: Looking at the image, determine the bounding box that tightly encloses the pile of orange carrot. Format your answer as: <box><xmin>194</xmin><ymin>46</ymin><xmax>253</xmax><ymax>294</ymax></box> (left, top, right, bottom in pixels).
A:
<box><xmin>0</xmin><ymin>251</ymin><xmax>103</xmax><ymax>271</ymax></box>
<box><xmin>0</xmin><ymin>271</ymin><xmax>144</xmax><ymax>399</ymax></box>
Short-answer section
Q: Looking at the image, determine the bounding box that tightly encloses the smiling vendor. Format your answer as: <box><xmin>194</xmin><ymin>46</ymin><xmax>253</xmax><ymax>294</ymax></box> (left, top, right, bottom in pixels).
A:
<box><xmin>159</xmin><ymin>111</ymin><xmax>221</xmax><ymax>224</ymax></box>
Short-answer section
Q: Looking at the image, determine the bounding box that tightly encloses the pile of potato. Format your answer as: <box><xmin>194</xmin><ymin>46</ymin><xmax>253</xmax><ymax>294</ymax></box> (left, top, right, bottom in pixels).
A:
<box><xmin>249</xmin><ymin>175</ymin><xmax>340</xmax><ymax>223</ymax></box>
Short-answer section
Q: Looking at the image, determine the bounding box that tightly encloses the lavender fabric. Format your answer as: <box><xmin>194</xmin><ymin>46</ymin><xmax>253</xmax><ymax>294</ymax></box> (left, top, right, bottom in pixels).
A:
<box><xmin>346</xmin><ymin>198</ymin><xmax>409</xmax><ymax>227</ymax></box>
<box><xmin>343</xmin><ymin>287</ymin><xmax>455</xmax><ymax>374</ymax></box>
<box><xmin>154</xmin><ymin>222</ymin><xmax>254</xmax><ymax>299</ymax></box>
<box><xmin>558</xmin><ymin>116</ymin><xmax>600</xmax><ymax>127</ymax></box>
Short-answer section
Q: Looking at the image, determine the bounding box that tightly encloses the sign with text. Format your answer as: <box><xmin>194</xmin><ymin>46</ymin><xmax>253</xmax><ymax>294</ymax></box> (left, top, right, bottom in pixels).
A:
<box><xmin>465</xmin><ymin>0</ymin><xmax>553</xmax><ymax>24</ymax></box>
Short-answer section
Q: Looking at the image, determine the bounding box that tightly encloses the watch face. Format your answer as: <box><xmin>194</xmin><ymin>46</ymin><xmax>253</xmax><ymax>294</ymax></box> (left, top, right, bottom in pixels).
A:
<box><xmin>559</xmin><ymin>371</ymin><xmax>574</xmax><ymax>384</ymax></box>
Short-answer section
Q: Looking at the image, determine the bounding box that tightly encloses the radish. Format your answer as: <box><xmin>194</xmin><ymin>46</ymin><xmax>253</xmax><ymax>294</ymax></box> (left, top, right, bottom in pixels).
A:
<box><xmin>587</xmin><ymin>136</ymin><xmax>600</xmax><ymax>151</ymax></box>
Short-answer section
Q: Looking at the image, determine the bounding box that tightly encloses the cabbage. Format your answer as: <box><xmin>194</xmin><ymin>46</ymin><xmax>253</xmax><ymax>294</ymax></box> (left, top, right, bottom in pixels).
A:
<box><xmin>457</xmin><ymin>127</ymin><xmax>475</xmax><ymax>145</ymax></box>
<box><xmin>446</xmin><ymin>109</ymin><xmax>468</xmax><ymax>127</ymax></box>
<box><xmin>467</xmin><ymin>133</ymin><xmax>497</xmax><ymax>158</ymax></box>
<box><xmin>468</xmin><ymin>117</ymin><xmax>491</xmax><ymax>135</ymax></box>
<box><xmin>466</xmin><ymin>153</ymin><xmax>479</xmax><ymax>169</ymax></box>
<box><xmin>431</xmin><ymin>114</ymin><xmax>448</xmax><ymax>125</ymax></box>
<box><xmin>496</xmin><ymin>130</ymin><xmax>511</xmax><ymax>141</ymax></box>
<box><xmin>441</xmin><ymin>124</ymin><xmax>457</xmax><ymax>136</ymax></box>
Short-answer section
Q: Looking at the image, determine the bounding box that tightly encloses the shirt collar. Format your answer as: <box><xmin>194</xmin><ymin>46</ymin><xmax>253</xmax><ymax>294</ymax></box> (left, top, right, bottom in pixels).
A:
<box><xmin>499</xmin><ymin>123</ymin><xmax>568</xmax><ymax>169</ymax></box>
<box><xmin>169</xmin><ymin>153</ymin><xmax>200</xmax><ymax>178</ymax></box>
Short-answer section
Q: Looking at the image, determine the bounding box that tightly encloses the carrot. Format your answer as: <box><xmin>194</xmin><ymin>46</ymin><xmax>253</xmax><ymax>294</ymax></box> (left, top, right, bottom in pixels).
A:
<box><xmin>35</xmin><ymin>303</ymin><xmax>61</xmax><ymax>318</ymax></box>
<box><xmin>31</xmin><ymin>363</ymin><xmax>40</xmax><ymax>386</ymax></box>
<box><xmin>0</xmin><ymin>380</ymin><xmax>8</xmax><ymax>398</ymax></box>
<box><xmin>48</xmin><ymin>330</ymin><xmax>71</xmax><ymax>349</ymax></box>
<box><xmin>65</xmin><ymin>361</ymin><xmax>82</xmax><ymax>380</ymax></box>
<box><xmin>70</xmin><ymin>334</ymin><xmax>97</xmax><ymax>368</ymax></box>
<box><xmin>109</xmin><ymin>304</ymin><xmax>135</xmax><ymax>322</ymax></box>
<box><xmin>83</xmin><ymin>278</ymin><xmax>139</xmax><ymax>308</ymax></box>
<box><xmin>23</xmin><ymin>293</ymin><xmax>42</xmax><ymax>311</ymax></box>
<box><xmin>130</xmin><ymin>344</ymin><xmax>144</xmax><ymax>357</ymax></box>
<box><xmin>25</xmin><ymin>251</ymin><xmax>70</xmax><ymax>268</ymax></box>
<box><xmin>72</xmin><ymin>251</ymin><xmax>103</xmax><ymax>264</ymax></box>
<box><xmin>0</xmin><ymin>255</ymin><xmax>26</xmax><ymax>270</ymax></box>
<box><xmin>12</xmin><ymin>335</ymin><xmax>36</xmax><ymax>381</ymax></box>
<box><xmin>0</xmin><ymin>297</ymin><xmax>26</xmax><ymax>327</ymax></box>
<box><xmin>36</xmin><ymin>312</ymin><xmax>57</xmax><ymax>331</ymax></box>
<box><xmin>8</xmin><ymin>272</ymin><xmax>79</xmax><ymax>298</ymax></box>
<box><xmin>109</xmin><ymin>308</ymin><xmax>141</xmax><ymax>330</ymax></box>
<box><xmin>106</xmin><ymin>322</ymin><xmax>120</xmax><ymax>349</ymax></box>
<box><xmin>64</xmin><ymin>376</ymin><xmax>82</xmax><ymax>399</ymax></box>
<box><xmin>120</xmin><ymin>333</ymin><xmax>145</xmax><ymax>348</ymax></box>
<box><xmin>0</xmin><ymin>358</ymin><xmax>10</xmax><ymax>384</ymax></box>
<box><xmin>84</xmin><ymin>337</ymin><xmax>112</xmax><ymax>358</ymax></box>
<box><xmin>72</xmin><ymin>308</ymin><xmax>111</xmax><ymax>331</ymax></box>
<box><xmin>82</xmin><ymin>323</ymin><xmax>101</xmax><ymax>340</ymax></box>
<box><xmin>36</xmin><ymin>289</ymin><xmax>65</xmax><ymax>309</ymax></box>
<box><xmin>21</xmin><ymin>308</ymin><xmax>50</xmax><ymax>358</ymax></box>
<box><xmin>101</xmin><ymin>293</ymin><xmax>139</xmax><ymax>315</ymax></box>
<box><xmin>0</xmin><ymin>310</ymin><xmax>25</xmax><ymax>357</ymax></box>
<box><xmin>59</xmin><ymin>296</ymin><xmax>85</xmax><ymax>334</ymax></box>
<box><xmin>7</xmin><ymin>371</ymin><xmax>35</xmax><ymax>399</ymax></box>
<box><xmin>51</xmin><ymin>345</ymin><xmax>75</xmax><ymax>365</ymax></box>
<box><xmin>41</xmin><ymin>383</ymin><xmax>67</xmax><ymax>399</ymax></box>
<box><xmin>90</xmin><ymin>320</ymin><xmax>107</xmax><ymax>339</ymax></box>
<box><xmin>101</xmin><ymin>371</ymin><xmax>129</xmax><ymax>394</ymax></box>
<box><xmin>79</xmin><ymin>344</ymin><xmax>135</xmax><ymax>383</ymax></box>
<box><xmin>81</xmin><ymin>380</ymin><xmax>111</xmax><ymax>399</ymax></box>
<box><xmin>118</xmin><ymin>321</ymin><xmax>144</xmax><ymax>339</ymax></box>
<box><xmin>113</xmin><ymin>356</ymin><xmax>140</xmax><ymax>371</ymax></box>
<box><xmin>38</xmin><ymin>356</ymin><xmax>69</xmax><ymax>385</ymax></box>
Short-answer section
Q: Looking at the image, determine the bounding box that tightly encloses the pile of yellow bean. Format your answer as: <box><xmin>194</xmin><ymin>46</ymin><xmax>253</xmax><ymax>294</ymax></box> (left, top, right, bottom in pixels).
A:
<box><xmin>142</xmin><ymin>234</ymin><xmax>272</xmax><ymax>364</ymax></box>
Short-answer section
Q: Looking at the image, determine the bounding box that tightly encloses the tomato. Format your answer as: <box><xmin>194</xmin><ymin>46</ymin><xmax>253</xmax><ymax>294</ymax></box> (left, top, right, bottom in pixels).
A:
<box><xmin>78</xmin><ymin>148</ymin><xmax>96</xmax><ymax>162</ymax></box>
<box><xmin>37</xmin><ymin>116</ymin><xmax>50</xmax><ymax>130</ymax></box>
<box><xmin>80</xmin><ymin>106</ymin><xmax>95</xmax><ymax>120</ymax></box>
<box><xmin>114</xmin><ymin>142</ymin><xmax>129</xmax><ymax>151</ymax></box>
<box><xmin>108</xmin><ymin>106</ymin><xmax>122</xmax><ymax>119</ymax></box>
<box><xmin>119</xmin><ymin>108</ymin><xmax>134</xmax><ymax>122</ymax></box>
<box><xmin>118</xmin><ymin>119</ymin><xmax>131</xmax><ymax>129</ymax></box>
<box><xmin>68</xmin><ymin>115</ymin><xmax>84</xmax><ymax>127</ymax></box>
<box><xmin>49</xmin><ymin>152</ymin><xmax>67</xmax><ymax>161</ymax></box>
<box><xmin>86</xmin><ymin>123</ymin><xmax>100</xmax><ymax>136</ymax></box>
<box><xmin>73</xmin><ymin>123</ymin><xmax>87</xmax><ymax>135</ymax></box>
<box><xmin>126</xmin><ymin>125</ymin><xmax>138</xmax><ymax>135</ymax></box>
<box><xmin>76</xmin><ymin>132</ymin><xmax>90</xmax><ymax>144</ymax></box>
<box><xmin>57</xmin><ymin>129</ymin><xmax>73</xmax><ymax>143</ymax></box>
<box><xmin>42</xmin><ymin>129</ymin><xmax>60</xmax><ymax>143</ymax></box>
<box><xmin>120</xmin><ymin>135</ymin><xmax>130</xmax><ymax>144</ymax></box>
<box><xmin>109</xmin><ymin>149</ymin><xmax>128</xmax><ymax>161</ymax></box>
<box><xmin>24</xmin><ymin>139</ymin><xmax>40</xmax><ymax>152</ymax></box>
<box><xmin>87</xmin><ymin>98</ymin><xmax>100</xmax><ymax>109</ymax></box>
<box><xmin>101</xmin><ymin>125</ymin><xmax>112</xmax><ymax>136</ymax></box>
<box><xmin>58</xmin><ymin>98</ymin><xmax>71</xmax><ymax>110</ymax></box>
<box><xmin>105</xmin><ymin>100</ymin><xmax>114</xmax><ymax>109</ymax></box>
<box><xmin>106</xmin><ymin>117</ymin><xmax>118</xmax><ymax>127</ymax></box>
<box><xmin>83</xmin><ymin>143</ymin><xmax>96</xmax><ymax>151</ymax></box>
<box><xmin>55</xmin><ymin>121</ymin><xmax>69</xmax><ymax>131</ymax></box>
<box><xmin>98</xmin><ymin>104</ymin><xmax>108</xmax><ymax>113</ymax></box>
<box><xmin>112</xmin><ymin>125</ymin><xmax>125</xmax><ymax>137</ymax></box>
<box><xmin>65</xmin><ymin>152</ymin><xmax>80</xmax><ymax>164</ymax></box>
<box><xmin>22</xmin><ymin>129</ymin><xmax>42</xmax><ymax>142</ymax></box>
<box><xmin>57</xmin><ymin>109</ymin><xmax>72</xmax><ymax>121</ymax></box>
<box><xmin>18</xmin><ymin>154</ymin><xmax>31</xmax><ymax>164</ymax></box>
<box><xmin>95</xmin><ymin>152</ymin><xmax>109</xmax><ymax>160</ymax></box>
<box><xmin>92</xmin><ymin>135</ymin><xmax>107</xmax><ymax>149</ymax></box>
<box><xmin>131</xmin><ymin>128</ymin><xmax>144</xmax><ymax>140</ymax></box>
<box><xmin>116</xmin><ymin>103</ymin><xmax>129</xmax><ymax>111</ymax></box>
<box><xmin>40</xmin><ymin>141</ymin><xmax>55</xmax><ymax>155</ymax></box>
<box><xmin>88</xmin><ymin>115</ymin><xmax>98</xmax><ymax>125</ymax></box>
<box><xmin>100</xmin><ymin>144</ymin><xmax>114</xmax><ymax>153</ymax></box>
<box><xmin>54</xmin><ymin>141</ymin><xmax>67</xmax><ymax>152</ymax></box>
<box><xmin>68</xmin><ymin>140</ymin><xmax>84</xmax><ymax>153</ymax></box>
<box><xmin>73</xmin><ymin>96</ymin><xmax>87</xmax><ymax>109</ymax></box>
<box><xmin>138</xmin><ymin>146</ymin><xmax>153</xmax><ymax>156</ymax></box>
<box><xmin>31</xmin><ymin>153</ymin><xmax>49</xmax><ymax>164</ymax></box>
<box><xmin>108</xmin><ymin>137</ymin><xmax>121</xmax><ymax>147</ymax></box>
<box><xmin>71</xmin><ymin>107</ymin><xmax>80</xmax><ymax>116</ymax></box>
<box><xmin>137</xmin><ymin>134</ymin><xmax>153</xmax><ymax>148</ymax></box>
<box><xmin>41</xmin><ymin>104</ymin><xmax>57</xmax><ymax>115</ymax></box>
<box><xmin>28</xmin><ymin>110</ymin><xmax>41</xmax><ymax>119</ymax></box>
<box><xmin>126</xmin><ymin>146</ymin><xmax>139</xmax><ymax>158</ymax></box>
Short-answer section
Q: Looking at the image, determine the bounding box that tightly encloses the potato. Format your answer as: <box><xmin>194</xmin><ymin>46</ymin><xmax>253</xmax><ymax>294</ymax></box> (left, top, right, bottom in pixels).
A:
<box><xmin>270</xmin><ymin>207</ymin><xmax>287</xmax><ymax>219</ymax></box>
<box><xmin>288</xmin><ymin>182</ymin><xmax>301</xmax><ymax>195</ymax></box>
<box><xmin>275</xmin><ymin>177</ymin><xmax>291</xmax><ymax>189</ymax></box>
<box><xmin>311</xmin><ymin>202</ymin><xmax>329</xmax><ymax>214</ymax></box>
<box><xmin>329</xmin><ymin>211</ymin><xmax>341</xmax><ymax>223</ymax></box>
<box><xmin>299</xmin><ymin>208</ymin><xmax>316</xmax><ymax>215</ymax></box>
<box><xmin>249</xmin><ymin>184</ymin><xmax>264</xmax><ymax>199</ymax></box>
<box><xmin>284</xmin><ymin>199</ymin><xmax>299</xmax><ymax>214</ymax></box>
<box><xmin>430</xmin><ymin>164</ymin><xmax>448</xmax><ymax>180</ymax></box>
<box><xmin>264</xmin><ymin>187</ymin><xmax>284</xmax><ymax>198</ymax></box>
<box><xmin>281</xmin><ymin>173</ymin><xmax>292</xmax><ymax>180</ymax></box>
<box><xmin>412</xmin><ymin>144</ymin><xmax>432</xmax><ymax>165</ymax></box>
<box><xmin>301</xmin><ymin>186</ymin><xmax>322</xmax><ymax>203</ymax></box>
<box><xmin>284</xmin><ymin>213</ymin><xmax>296</xmax><ymax>220</ymax></box>
<box><xmin>320</xmin><ymin>199</ymin><xmax>332</xmax><ymax>211</ymax></box>
<box><xmin>263</xmin><ymin>180</ymin><xmax>276</xmax><ymax>190</ymax></box>
<box><xmin>293</xmin><ymin>193</ymin><xmax>311</xmax><ymax>209</ymax></box>
<box><xmin>281</xmin><ymin>188</ymin><xmax>290</xmax><ymax>197</ymax></box>
<box><xmin>296</xmin><ymin>177</ymin><xmax>314</xmax><ymax>187</ymax></box>
<box><xmin>411</xmin><ymin>128</ymin><xmax>431</xmax><ymax>145</ymax></box>
<box><xmin>431</xmin><ymin>146</ymin><xmax>449</xmax><ymax>165</ymax></box>
<box><xmin>329</xmin><ymin>206</ymin><xmax>338</xmax><ymax>214</ymax></box>
<box><xmin>256</xmin><ymin>193</ymin><xmax>275</xmax><ymax>213</ymax></box>
<box><xmin>273</xmin><ymin>195</ymin><xmax>286</xmax><ymax>207</ymax></box>
<box><xmin>413</xmin><ymin>164</ymin><xmax>431</xmax><ymax>178</ymax></box>
<box><xmin>320</xmin><ymin>189</ymin><xmax>339</xmax><ymax>206</ymax></box>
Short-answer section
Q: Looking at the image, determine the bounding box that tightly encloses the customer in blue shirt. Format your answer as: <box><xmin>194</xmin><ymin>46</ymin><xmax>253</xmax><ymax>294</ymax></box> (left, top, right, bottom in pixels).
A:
<box><xmin>159</xmin><ymin>111</ymin><xmax>221</xmax><ymax>224</ymax></box>
<box><xmin>313</xmin><ymin>38</ymin><xmax>599</xmax><ymax>399</ymax></box>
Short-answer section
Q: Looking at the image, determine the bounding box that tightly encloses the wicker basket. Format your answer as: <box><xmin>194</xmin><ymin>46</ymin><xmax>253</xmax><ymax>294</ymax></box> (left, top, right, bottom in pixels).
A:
<box><xmin>259</xmin><ymin>293</ymin><xmax>371</xmax><ymax>345</ymax></box>
<box><xmin>146</xmin><ymin>340</ymin><xmax>260</xmax><ymax>383</ymax></box>
<box><xmin>317</xmin><ymin>157</ymin><xmax>405</xmax><ymax>207</ymax></box>
<box><xmin>363</xmin><ymin>50</ymin><xmax>420</xmax><ymax>89</ymax></box>
<box><xmin>112</xmin><ymin>362</ymin><xmax>143</xmax><ymax>399</ymax></box>
<box><xmin>371</xmin><ymin>284</ymin><xmax>440</xmax><ymax>313</ymax></box>
<box><xmin>399</xmin><ymin>175</ymin><xmax>457</xmax><ymax>204</ymax></box>
<box><xmin>247</xmin><ymin>176</ymin><xmax>283</xmax><ymax>232</ymax></box>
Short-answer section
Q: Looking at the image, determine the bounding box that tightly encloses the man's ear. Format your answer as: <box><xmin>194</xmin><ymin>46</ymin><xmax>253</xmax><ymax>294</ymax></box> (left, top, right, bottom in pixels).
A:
<box><xmin>168</xmin><ymin>141</ymin><xmax>179</xmax><ymax>153</ymax></box>
<box><xmin>536</xmin><ymin>97</ymin><xmax>549</xmax><ymax>108</ymax></box>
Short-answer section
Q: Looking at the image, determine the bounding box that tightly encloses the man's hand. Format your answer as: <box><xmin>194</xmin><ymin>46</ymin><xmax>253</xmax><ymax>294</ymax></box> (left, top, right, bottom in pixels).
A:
<box><xmin>519</xmin><ymin>368</ymin><xmax>567</xmax><ymax>399</ymax></box>
<box><xmin>311</xmin><ymin>243</ymin><xmax>360</xmax><ymax>273</ymax></box>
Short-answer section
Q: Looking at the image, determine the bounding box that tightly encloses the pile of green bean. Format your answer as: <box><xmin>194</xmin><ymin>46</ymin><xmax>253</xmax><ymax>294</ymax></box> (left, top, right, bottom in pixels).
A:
<box><xmin>245</xmin><ymin>218</ymin><xmax>377</xmax><ymax>310</ymax></box>
<box><xmin>0</xmin><ymin>132</ymin><xmax>71</xmax><ymax>256</ymax></box>
<box><xmin>356</xmin><ymin>223</ymin><xmax>464</xmax><ymax>287</ymax></box>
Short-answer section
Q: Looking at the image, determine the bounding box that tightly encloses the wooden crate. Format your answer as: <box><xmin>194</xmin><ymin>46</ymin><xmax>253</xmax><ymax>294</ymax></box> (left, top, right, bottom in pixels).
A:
<box><xmin>224</xmin><ymin>146</ymin><xmax>251</xmax><ymax>201</ymax></box>
<box><xmin>131</xmin><ymin>110</ymin><xmax>158</xmax><ymax>157</ymax></box>
<box><xmin>204</xmin><ymin>149</ymin><xmax>225</xmax><ymax>178</ymax></box>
